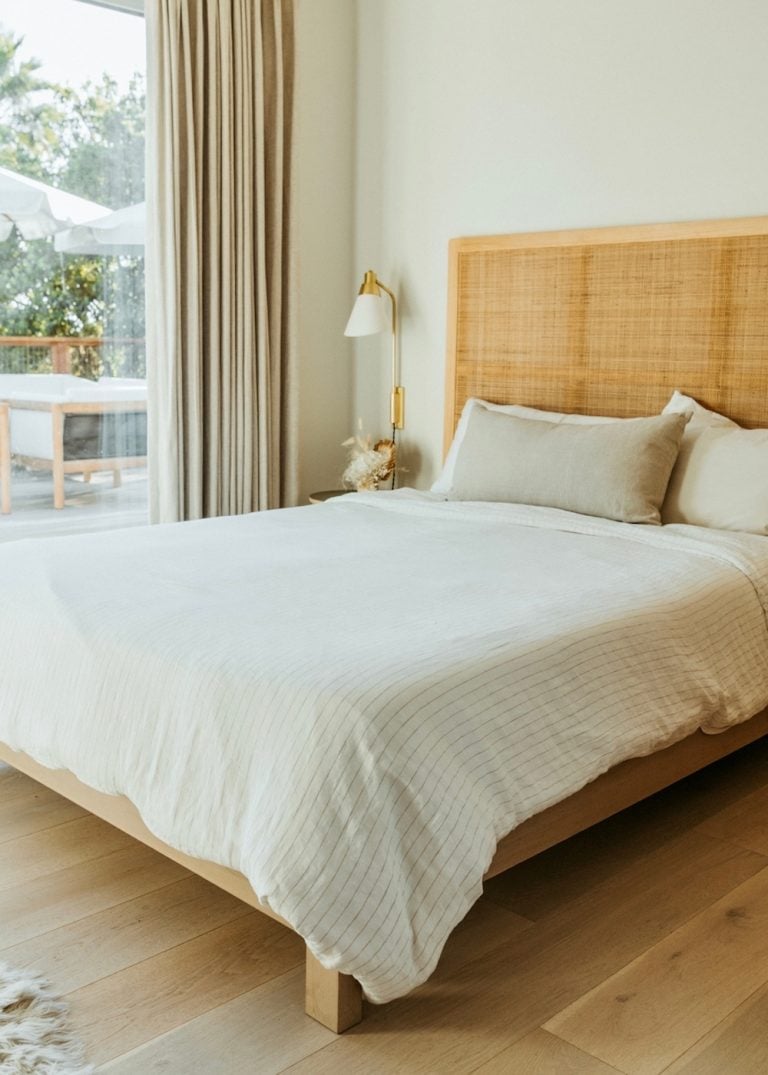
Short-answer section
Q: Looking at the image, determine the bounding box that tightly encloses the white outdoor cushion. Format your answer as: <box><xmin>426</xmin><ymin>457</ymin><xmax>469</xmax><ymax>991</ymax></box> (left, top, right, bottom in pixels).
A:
<box><xmin>8</xmin><ymin>378</ymin><xmax>147</xmax><ymax>459</ymax></box>
<box><xmin>99</xmin><ymin>376</ymin><xmax>146</xmax><ymax>388</ymax></box>
<box><xmin>0</xmin><ymin>374</ymin><xmax>87</xmax><ymax>399</ymax></box>
<box><xmin>10</xmin><ymin>410</ymin><xmax>56</xmax><ymax>458</ymax></box>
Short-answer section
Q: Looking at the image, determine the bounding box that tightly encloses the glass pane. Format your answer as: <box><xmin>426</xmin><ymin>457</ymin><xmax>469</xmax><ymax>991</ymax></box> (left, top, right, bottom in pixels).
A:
<box><xmin>0</xmin><ymin>0</ymin><xmax>146</xmax><ymax>538</ymax></box>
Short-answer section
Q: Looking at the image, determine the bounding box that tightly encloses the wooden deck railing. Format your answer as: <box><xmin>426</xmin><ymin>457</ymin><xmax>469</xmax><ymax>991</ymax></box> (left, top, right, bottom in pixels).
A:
<box><xmin>0</xmin><ymin>337</ymin><xmax>102</xmax><ymax>373</ymax></box>
<box><xmin>0</xmin><ymin>336</ymin><xmax>145</xmax><ymax>376</ymax></box>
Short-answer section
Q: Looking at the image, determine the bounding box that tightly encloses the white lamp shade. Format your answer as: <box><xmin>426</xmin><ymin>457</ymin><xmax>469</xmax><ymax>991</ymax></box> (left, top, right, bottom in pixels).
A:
<box><xmin>344</xmin><ymin>293</ymin><xmax>389</xmax><ymax>337</ymax></box>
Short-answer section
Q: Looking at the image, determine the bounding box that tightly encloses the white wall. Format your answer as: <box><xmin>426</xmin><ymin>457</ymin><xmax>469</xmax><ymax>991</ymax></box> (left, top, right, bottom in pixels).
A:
<box><xmin>293</xmin><ymin>0</ymin><xmax>356</xmax><ymax>502</ymax></box>
<box><xmin>354</xmin><ymin>0</ymin><xmax>768</xmax><ymax>487</ymax></box>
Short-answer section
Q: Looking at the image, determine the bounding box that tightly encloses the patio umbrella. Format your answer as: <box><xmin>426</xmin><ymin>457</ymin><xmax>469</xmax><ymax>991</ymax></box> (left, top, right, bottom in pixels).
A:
<box><xmin>0</xmin><ymin>165</ymin><xmax>109</xmax><ymax>241</ymax></box>
<box><xmin>54</xmin><ymin>201</ymin><xmax>145</xmax><ymax>256</ymax></box>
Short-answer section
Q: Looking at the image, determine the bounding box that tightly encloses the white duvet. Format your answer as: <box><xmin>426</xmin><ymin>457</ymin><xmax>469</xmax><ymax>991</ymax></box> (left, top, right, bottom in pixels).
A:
<box><xmin>1</xmin><ymin>491</ymin><xmax>767</xmax><ymax>1002</ymax></box>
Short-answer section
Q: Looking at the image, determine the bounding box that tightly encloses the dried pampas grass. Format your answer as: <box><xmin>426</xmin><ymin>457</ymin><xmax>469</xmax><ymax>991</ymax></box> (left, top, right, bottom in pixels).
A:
<box><xmin>0</xmin><ymin>962</ymin><xmax>92</xmax><ymax>1074</ymax></box>
<box><xmin>342</xmin><ymin>433</ymin><xmax>397</xmax><ymax>491</ymax></box>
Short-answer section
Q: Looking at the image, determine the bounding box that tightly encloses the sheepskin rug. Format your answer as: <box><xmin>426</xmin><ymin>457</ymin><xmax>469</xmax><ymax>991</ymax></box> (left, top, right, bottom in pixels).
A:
<box><xmin>0</xmin><ymin>962</ymin><xmax>91</xmax><ymax>1074</ymax></box>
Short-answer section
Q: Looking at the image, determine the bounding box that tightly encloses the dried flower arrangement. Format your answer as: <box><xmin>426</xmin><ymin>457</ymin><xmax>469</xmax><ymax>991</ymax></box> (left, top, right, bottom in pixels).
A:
<box><xmin>341</xmin><ymin>432</ymin><xmax>396</xmax><ymax>490</ymax></box>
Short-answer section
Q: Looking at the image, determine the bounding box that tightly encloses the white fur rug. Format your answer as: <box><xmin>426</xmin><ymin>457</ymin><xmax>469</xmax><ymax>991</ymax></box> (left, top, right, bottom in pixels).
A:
<box><xmin>0</xmin><ymin>962</ymin><xmax>91</xmax><ymax>1074</ymax></box>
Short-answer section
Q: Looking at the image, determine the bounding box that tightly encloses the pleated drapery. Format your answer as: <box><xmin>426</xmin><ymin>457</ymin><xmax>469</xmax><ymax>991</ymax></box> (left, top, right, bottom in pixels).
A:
<box><xmin>146</xmin><ymin>0</ymin><xmax>297</xmax><ymax>522</ymax></box>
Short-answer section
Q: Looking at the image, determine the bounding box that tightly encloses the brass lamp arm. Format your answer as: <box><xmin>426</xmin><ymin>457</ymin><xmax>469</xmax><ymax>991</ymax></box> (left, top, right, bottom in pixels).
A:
<box><xmin>356</xmin><ymin>270</ymin><xmax>405</xmax><ymax>430</ymax></box>
<box><xmin>370</xmin><ymin>275</ymin><xmax>403</xmax><ymax>430</ymax></box>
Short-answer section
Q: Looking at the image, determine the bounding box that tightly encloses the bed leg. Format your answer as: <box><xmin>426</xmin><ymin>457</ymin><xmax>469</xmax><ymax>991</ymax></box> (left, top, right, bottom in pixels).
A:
<box><xmin>304</xmin><ymin>947</ymin><xmax>362</xmax><ymax>1033</ymax></box>
<box><xmin>112</xmin><ymin>468</ymin><xmax>122</xmax><ymax>488</ymax></box>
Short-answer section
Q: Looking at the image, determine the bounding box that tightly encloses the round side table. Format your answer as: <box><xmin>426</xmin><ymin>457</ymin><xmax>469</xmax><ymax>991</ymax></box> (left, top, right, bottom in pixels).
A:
<box><xmin>308</xmin><ymin>489</ymin><xmax>349</xmax><ymax>504</ymax></box>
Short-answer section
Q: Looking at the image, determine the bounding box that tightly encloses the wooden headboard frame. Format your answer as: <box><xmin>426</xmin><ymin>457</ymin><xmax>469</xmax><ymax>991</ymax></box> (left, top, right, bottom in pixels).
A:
<box><xmin>444</xmin><ymin>216</ymin><xmax>768</xmax><ymax>454</ymax></box>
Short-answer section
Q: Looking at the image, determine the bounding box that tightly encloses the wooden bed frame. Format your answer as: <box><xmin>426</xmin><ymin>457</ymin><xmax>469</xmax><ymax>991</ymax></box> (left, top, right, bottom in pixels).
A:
<box><xmin>3</xmin><ymin>215</ymin><xmax>768</xmax><ymax>1034</ymax></box>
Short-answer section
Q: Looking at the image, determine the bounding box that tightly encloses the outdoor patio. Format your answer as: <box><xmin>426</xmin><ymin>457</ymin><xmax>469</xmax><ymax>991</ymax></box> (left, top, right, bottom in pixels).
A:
<box><xmin>0</xmin><ymin>333</ymin><xmax>148</xmax><ymax>541</ymax></box>
<box><xmin>0</xmin><ymin>164</ymin><xmax>147</xmax><ymax>542</ymax></box>
<box><xmin>0</xmin><ymin>463</ymin><xmax>148</xmax><ymax>542</ymax></box>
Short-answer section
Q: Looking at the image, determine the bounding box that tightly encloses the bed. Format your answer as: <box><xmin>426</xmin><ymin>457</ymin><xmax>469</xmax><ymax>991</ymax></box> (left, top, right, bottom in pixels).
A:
<box><xmin>1</xmin><ymin>215</ymin><xmax>768</xmax><ymax>1035</ymax></box>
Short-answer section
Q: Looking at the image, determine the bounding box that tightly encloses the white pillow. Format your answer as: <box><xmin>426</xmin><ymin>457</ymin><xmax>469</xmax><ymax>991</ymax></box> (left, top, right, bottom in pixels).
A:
<box><xmin>662</xmin><ymin>389</ymin><xmax>739</xmax><ymax>433</ymax></box>
<box><xmin>433</xmin><ymin>398</ymin><xmax>618</xmax><ymax>494</ymax></box>
<box><xmin>661</xmin><ymin>391</ymin><xmax>768</xmax><ymax>534</ymax></box>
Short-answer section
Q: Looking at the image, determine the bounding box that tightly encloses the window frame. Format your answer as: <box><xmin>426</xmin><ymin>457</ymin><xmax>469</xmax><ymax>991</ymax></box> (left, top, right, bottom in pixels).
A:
<box><xmin>75</xmin><ymin>0</ymin><xmax>144</xmax><ymax>17</ymax></box>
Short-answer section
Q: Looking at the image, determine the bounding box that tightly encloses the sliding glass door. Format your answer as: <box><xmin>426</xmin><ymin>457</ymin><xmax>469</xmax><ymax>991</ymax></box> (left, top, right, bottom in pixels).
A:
<box><xmin>0</xmin><ymin>0</ymin><xmax>146</xmax><ymax>538</ymax></box>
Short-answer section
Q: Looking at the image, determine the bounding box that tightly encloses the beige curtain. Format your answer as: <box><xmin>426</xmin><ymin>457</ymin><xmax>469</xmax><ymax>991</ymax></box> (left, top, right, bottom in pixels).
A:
<box><xmin>146</xmin><ymin>0</ymin><xmax>297</xmax><ymax>522</ymax></box>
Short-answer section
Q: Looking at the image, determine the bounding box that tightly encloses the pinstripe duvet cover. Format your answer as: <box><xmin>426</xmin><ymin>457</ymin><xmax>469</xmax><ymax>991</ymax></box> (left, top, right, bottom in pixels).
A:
<box><xmin>1</xmin><ymin>490</ymin><xmax>767</xmax><ymax>1001</ymax></box>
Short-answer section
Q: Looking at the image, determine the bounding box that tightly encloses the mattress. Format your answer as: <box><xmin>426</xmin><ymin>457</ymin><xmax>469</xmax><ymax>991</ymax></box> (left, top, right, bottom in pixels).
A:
<box><xmin>0</xmin><ymin>490</ymin><xmax>766</xmax><ymax>1002</ymax></box>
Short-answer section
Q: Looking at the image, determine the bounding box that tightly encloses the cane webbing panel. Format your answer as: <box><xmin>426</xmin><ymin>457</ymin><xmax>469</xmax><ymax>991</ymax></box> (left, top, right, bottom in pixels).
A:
<box><xmin>445</xmin><ymin>219</ymin><xmax>768</xmax><ymax>452</ymax></box>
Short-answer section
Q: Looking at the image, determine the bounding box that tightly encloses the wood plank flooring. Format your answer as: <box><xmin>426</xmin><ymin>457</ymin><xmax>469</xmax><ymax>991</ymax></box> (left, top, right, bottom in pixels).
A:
<box><xmin>1</xmin><ymin>739</ymin><xmax>767</xmax><ymax>1073</ymax></box>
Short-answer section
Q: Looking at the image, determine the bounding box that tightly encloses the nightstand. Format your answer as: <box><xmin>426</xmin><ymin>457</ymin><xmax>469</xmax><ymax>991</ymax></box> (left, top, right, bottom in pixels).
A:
<box><xmin>308</xmin><ymin>489</ymin><xmax>349</xmax><ymax>504</ymax></box>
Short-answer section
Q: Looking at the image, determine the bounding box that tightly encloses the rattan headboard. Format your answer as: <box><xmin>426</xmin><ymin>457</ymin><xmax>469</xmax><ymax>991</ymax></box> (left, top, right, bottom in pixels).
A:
<box><xmin>444</xmin><ymin>217</ymin><xmax>768</xmax><ymax>453</ymax></box>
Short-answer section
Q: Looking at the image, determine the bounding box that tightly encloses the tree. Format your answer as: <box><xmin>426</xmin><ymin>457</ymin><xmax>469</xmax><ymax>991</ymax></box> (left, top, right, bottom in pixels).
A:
<box><xmin>0</xmin><ymin>30</ymin><xmax>65</xmax><ymax>180</ymax></box>
<box><xmin>58</xmin><ymin>73</ymin><xmax>145</xmax><ymax>208</ymax></box>
<box><xmin>0</xmin><ymin>27</ymin><xmax>145</xmax><ymax>378</ymax></box>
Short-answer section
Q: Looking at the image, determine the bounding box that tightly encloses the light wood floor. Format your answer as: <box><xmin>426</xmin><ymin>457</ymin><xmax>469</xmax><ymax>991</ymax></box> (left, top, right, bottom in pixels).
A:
<box><xmin>2</xmin><ymin>740</ymin><xmax>768</xmax><ymax>1074</ymax></box>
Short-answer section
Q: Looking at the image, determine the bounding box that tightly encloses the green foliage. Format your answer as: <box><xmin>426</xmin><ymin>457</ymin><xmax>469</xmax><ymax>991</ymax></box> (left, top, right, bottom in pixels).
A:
<box><xmin>0</xmin><ymin>25</ymin><xmax>145</xmax><ymax>377</ymax></box>
<box><xmin>58</xmin><ymin>74</ymin><xmax>145</xmax><ymax>207</ymax></box>
<box><xmin>0</xmin><ymin>31</ymin><xmax>65</xmax><ymax>180</ymax></box>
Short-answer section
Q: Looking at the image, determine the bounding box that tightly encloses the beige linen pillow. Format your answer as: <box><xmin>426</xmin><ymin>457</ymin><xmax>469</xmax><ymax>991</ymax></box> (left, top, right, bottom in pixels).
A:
<box><xmin>432</xmin><ymin>397</ymin><xmax>619</xmax><ymax>494</ymax></box>
<box><xmin>447</xmin><ymin>407</ymin><xmax>687</xmax><ymax>524</ymax></box>
<box><xmin>662</xmin><ymin>391</ymin><xmax>768</xmax><ymax>534</ymax></box>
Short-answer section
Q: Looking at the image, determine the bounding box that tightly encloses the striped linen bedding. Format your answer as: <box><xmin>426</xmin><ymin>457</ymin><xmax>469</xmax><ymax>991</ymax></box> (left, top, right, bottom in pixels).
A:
<box><xmin>0</xmin><ymin>489</ymin><xmax>767</xmax><ymax>1002</ymax></box>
